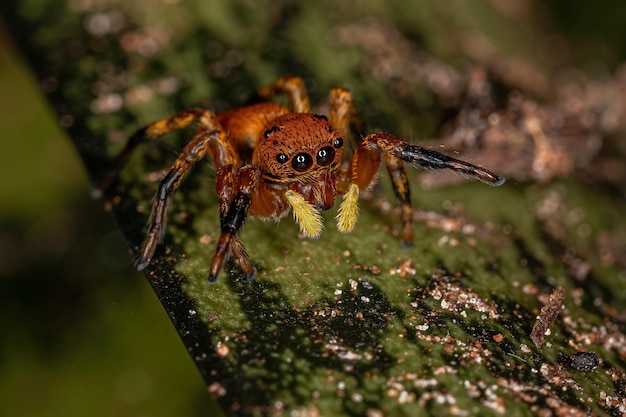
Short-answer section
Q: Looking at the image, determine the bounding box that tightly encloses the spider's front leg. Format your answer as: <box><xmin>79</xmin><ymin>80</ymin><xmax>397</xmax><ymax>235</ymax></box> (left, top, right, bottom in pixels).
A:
<box><xmin>209</xmin><ymin>165</ymin><xmax>260</xmax><ymax>282</ymax></box>
<box><xmin>136</xmin><ymin>129</ymin><xmax>225</xmax><ymax>270</ymax></box>
<box><xmin>327</xmin><ymin>88</ymin><xmax>415</xmax><ymax>244</ymax></box>
<box><xmin>93</xmin><ymin>109</ymin><xmax>218</xmax><ymax>196</ymax></box>
<box><xmin>367</xmin><ymin>133</ymin><xmax>506</xmax><ymax>186</ymax></box>
<box><xmin>335</xmin><ymin>135</ymin><xmax>407</xmax><ymax>241</ymax></box>
<box><xmin>337</xmin><ymin>133</ymin><xmax>504</xmax><ymax>246</ymax></box>
<box><xmin>370</xmin><ymin>133</ymin><xmax>504</xmax><ymax>243</ymax></box>
<box><xmin>124</xmin><ymin>109</ymin><xmax>239</xmax><ymax>272</ymax></box>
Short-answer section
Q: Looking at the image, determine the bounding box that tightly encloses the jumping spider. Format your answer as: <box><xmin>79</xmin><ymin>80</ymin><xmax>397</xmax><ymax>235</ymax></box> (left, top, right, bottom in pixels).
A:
<box><xmin>95</xmin><ymin>76</ymin><xmax>504</xmax><ymax>282</ymax></box>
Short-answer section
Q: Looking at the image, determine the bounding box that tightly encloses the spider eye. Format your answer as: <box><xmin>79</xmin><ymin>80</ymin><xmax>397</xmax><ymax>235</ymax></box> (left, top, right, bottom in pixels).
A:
<box><xmin>264</xmin><ymin>125</ymin><xmax>280</xmax><ymax>139</ymax></box>
<box><xmin>291</xmin><ymin>153</ymin><xmax>313</xmax><ymax>172</ymax></box>
<box><xmin>333</xmin><ymin>137</ymin><xmax>344</xmax><ymax>148</ymax></box>
<box><xmin>316</xmin><ymin>146</ymin><xmax>335</xmax><ymax>166</ymax></box>
<box><xmin>276</xmin><ymin>153</ymin><xmax>288</xmax><ymax>164</ymax></box>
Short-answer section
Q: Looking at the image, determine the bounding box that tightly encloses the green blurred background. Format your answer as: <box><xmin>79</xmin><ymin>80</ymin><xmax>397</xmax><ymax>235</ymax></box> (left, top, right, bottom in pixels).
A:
<box><xmin>0</xmin><ymin>34</ymin><xmax>217</xmax><ymax>416</ymax></box>
<box><xmin>1</xmin><ymin>0</ymin><xmax>625</xmax><ymax>416</ymax></box>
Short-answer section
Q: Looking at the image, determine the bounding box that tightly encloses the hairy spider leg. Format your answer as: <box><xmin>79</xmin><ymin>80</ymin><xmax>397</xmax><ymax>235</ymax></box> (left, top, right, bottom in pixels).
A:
<box><xmin>95</xmin><ymin>107</ymin><xmax>264</xmax><ymax>276</ymax></box>
<box><xmin>387</xmin><ymin>136</ymin><xmax>506</xmax><ymax>186</ymax></box>
<box><xmin>362</xmin><ymin>133</ymin><xmax>505</xmax><ymax>245</ymax></box>
<box><xmin>258</xmin><ymin>76</ymin><xmax>311</xmax><ymax>113</ymax></box>
<box><xmin>209</xmin><ymin>165</ymin><xmax>260</xmax><ymax>282</ymax></box>
<box><xmin>326</xmin><ymin>89</ymin><xmax>416</xmax><ymax>245</ymax></box>
<box><xmin>213</xmin><ymin>165</ymin><xmax>260</xmax><ymax>282</ymax></box>
<box><xmin>327</xmin><ymin>88</ymin><xmax>380</xmax><ymax>236</ymax></box>
<box><xmin>365</xmin><ymin>132</ymin><xmax>505</xmax><ymax>188</ymax></box>
<box><xmin>359</xmin><ymin>146</ymin><xmax>415</xmax><ymax>246</ymax></box>
<box><xmin>121</xmin><ymin>109</ymin><xmax>242</xmax><ymax>271</ymax></box>
<box><xmin>385</xmin><ymin>153</ymin><xmax>414</xmax><ymax>246</ymax></box>
<box><xmin>230</xmin><ymin>238</ymin><xmax>255</xmax><ymax>281</ymax></box>
<box><xmin>328</xmin><ymin>88</ymin><xmax>364</xmax><ymax>141</ymax></box>
<box><xmin>335</xmin><ymin>136</ymin><xmax>382</xmax><ymax>235</ymax></box>
<box><xmin>335</xmin><ymin>132</ymin><xmax>505</xmax><ymax>246</ymax></box>
<box><xmin>92</xmin><ymin>108</ymin><xmax>210</xmax><ymax>196</ymax></box>
<box><xmin>136</xmin><ymin>129</ymin><xmax>225</xmax><ymax>270</ymax></box>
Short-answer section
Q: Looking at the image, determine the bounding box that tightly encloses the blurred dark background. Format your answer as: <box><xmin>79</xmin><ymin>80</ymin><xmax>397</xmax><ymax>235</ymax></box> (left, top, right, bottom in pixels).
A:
<box><xmin>1</xmin><ymin>0</ymin><xmax>625</xmax><ymax>416</ymax></box>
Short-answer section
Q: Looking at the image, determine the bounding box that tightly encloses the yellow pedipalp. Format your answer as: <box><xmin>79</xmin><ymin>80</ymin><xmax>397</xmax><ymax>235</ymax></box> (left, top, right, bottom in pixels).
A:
<box><xmin>284</xmin><ymin>190</ymin><xmax>324</xmax><ymax>238</ymax></box>
<box><xmin>336</xmin><ymin>183</ymin><xmax>360</xmax><ymax>233</ymax></box>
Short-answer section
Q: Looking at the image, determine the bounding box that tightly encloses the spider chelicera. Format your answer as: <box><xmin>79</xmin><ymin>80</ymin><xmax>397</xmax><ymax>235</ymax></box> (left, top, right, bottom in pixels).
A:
<box><xmin>94</xmin><ymin>76</ymin><xmax>504</xmax><ymax>282</ymax></box>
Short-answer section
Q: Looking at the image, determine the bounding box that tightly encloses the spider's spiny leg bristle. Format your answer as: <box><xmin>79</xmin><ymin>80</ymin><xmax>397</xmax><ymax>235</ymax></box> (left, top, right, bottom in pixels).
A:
<box><xmin>401</xmin><ymin>145</ymin><xmax>505</xmax><ymax>186</ymax></box>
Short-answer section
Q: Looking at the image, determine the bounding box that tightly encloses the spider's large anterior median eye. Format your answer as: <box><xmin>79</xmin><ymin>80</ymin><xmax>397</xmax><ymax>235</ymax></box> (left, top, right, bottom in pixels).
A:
<box><xmin>292</xmin><ymin>153</ymin><xmax>313</xmax><ymax>172</ymax></box>
<box><xmin>316</xmin><ymin>146</ymin><xmax>335</xmax><ymax>166</ymax></box>
<box><xmin>276</xmin><ymin>153</ymin><xmax>288</xmax><ymax>164</ymax></box>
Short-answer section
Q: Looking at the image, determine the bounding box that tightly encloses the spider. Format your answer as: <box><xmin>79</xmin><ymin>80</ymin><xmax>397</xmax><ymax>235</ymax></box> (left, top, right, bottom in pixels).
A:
<box><xmin>95</xmin><ymin>76</ymin><xmax>504</xmax><ymax>282</ymax></box>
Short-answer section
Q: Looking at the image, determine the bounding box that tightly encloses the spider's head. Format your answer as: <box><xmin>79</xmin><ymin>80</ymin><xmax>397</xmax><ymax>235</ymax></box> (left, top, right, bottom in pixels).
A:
<box><xmin>254</xmin><ymin>113</ymin><xmax>344</xmax><ymax>183</ymax></box>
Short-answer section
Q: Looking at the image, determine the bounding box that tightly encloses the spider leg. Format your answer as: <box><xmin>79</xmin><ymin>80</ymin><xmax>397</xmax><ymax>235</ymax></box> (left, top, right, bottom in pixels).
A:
<box><xmin>214</xmin><ymin>166</ymin><xmax>256</xmax><ymax>281</ymax></box>
<box><xmin>365</xmin><ymin>133</ymin><xmax>506</xmax><ymax>186</ymax></box>
<box><xmin>209</xmin><ymin>165</ymin><xmax>260</xmax><ymax>282</ymax></box>
<box><xmin>326</xmin><ymin>89</ymin><xmax>369</xmax><ymax>236</ymax></box>
<box><xmin>328</xmin><ymin>88</ymin><xmax>364</xmax><ymax>141</ymax></box>
<box><xmin>334</xmin><ymin>139</ymin><xmax>382</xmax><ymax>236</ymax></box>
<box><xmin>93</xmin><ymin>108</ymin><xmax>236</xmax><ymax>196</ymax></box>
<box><xmin>367</xmin><ymin>133</ymin><xmax>504</xmax><ymax>244</ymax></box>
<box><xmin>336</xmin><ymin>141</ymin><xmax>415</xmax><ymax>245</ymax></box>
<box><xmin>336</xmin><ymin>132</ymin><xmax>504</xmax><ymax>246</ymax></box>
<box><xmin>258</xmin><ymin>76</ymin><xmax>311</xmax><ymax>113</ymax></box>
<box><xmin>136</xmin><ymin>130</ymin><xmax>222</xmax><ymax>270</ymax></box>
<box><xmin>385</xmin><ymin>153</ymin><xmax>414</xmax><ymax>246</ymax></box>
<box><xmin>231</xmin><ymin>238</ymin><xmax>256</xmax><ymax>282</ymax></box>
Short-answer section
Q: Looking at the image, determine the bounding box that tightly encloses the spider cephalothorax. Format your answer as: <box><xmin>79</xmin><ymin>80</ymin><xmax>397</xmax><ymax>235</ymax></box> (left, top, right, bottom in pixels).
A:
<box><xmin>254</xmin><ymin>112</ymin><xmax>344</xmax><ymax>183</ymax></box>
<box><xmin>95</xmin><ymin>76</ymin><xmax>504</xmax><ymax>282</ymax></box>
